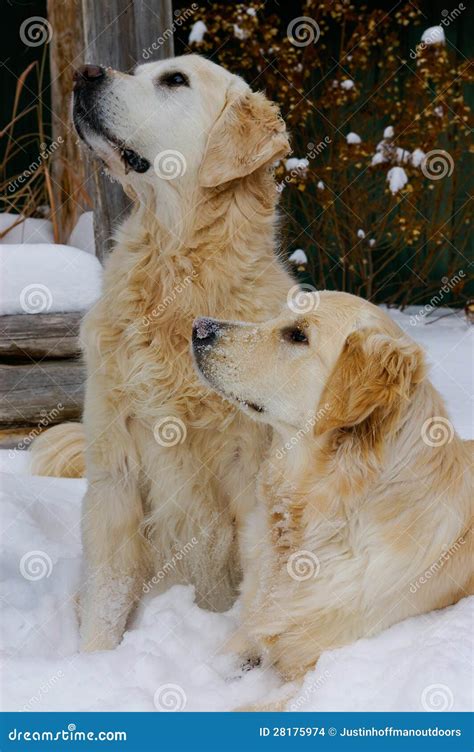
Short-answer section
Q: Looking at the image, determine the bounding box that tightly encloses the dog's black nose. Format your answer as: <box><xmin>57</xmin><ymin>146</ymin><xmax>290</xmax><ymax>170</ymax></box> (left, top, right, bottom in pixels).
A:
<box><xmin>73</xmin><ymin>65</ymin><xmax>105</xmax><ymax>88</ymax></box>
<box><xmin>192</xmin><ymin>317</ymin><xmax>220</xmax><ymax>345</ymax></box>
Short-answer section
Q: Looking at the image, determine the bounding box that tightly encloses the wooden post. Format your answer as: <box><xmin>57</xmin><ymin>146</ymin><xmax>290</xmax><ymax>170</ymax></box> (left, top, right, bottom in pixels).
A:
<box><xmin>79</xmin><ymin>0</ymin><xmax>174</xmax><ymax>261</ymax></box>
<box><xmin>47</xmin><ymin>0</ymin><xmax>89</xmax><ymax>243</ymax></box>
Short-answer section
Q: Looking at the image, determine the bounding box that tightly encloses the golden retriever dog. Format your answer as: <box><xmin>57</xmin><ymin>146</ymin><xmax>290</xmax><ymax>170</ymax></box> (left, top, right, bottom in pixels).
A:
<box><xmin>31</xmin><ymin>55</ymin><xmax>295</xmax><ymax>651</ymax></box>
<box><xmin>192</xmin><ymin>291</ymin><xmax>473</xmax><ymax>686</ymax></box>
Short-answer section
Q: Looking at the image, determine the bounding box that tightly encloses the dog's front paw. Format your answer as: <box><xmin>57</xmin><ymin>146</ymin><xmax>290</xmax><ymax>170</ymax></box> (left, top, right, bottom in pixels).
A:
<box><xmin>80</xmin><ymin>620</ymin><xmax>122</xmax><ymax>652</ymax></box>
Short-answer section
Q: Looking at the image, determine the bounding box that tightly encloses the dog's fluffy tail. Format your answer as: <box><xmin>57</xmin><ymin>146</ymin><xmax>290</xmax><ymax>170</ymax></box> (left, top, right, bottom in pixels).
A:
<box><xmin>30</xmin><ymin>422</ymin><xmax>86</xmax><ymax>478</ymax></box>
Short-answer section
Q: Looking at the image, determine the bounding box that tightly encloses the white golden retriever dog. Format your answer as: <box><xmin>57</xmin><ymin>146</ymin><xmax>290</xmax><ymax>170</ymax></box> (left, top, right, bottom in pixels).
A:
<box><xmin>192</xmin><ymin>292</ymin><xmax>473</xmax><ymax>688</ymax></box>
<box><xmin>32</xmin><ymin>55</ymin><xmax>295</xmax><ymax>651</ymax></box>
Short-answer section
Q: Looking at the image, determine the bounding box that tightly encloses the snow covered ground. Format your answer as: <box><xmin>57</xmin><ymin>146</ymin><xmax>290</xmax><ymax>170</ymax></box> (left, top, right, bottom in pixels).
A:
<box><xmin>0</xmin><ymin>308</ymin><xmax>472</xmax><ymax>713</ymax></box>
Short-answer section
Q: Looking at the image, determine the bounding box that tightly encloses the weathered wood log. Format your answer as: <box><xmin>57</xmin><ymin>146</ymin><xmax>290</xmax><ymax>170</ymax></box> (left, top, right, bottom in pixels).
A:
<box><xmin>80</xmin><ymin>0</ymin><xmax>174</xmax><ymax>261</ymax></box>
<box><xmin>0</xmin><ymin>313</ymin><xmax>82</xmax><ymax>360</ymax></box>
<box><xmin>0</xmin><ymin>427</ymin><xmax>31</xmax><ymax>450</ymax></box>
<box><xmin>0</xmin><ymin>360</ymin><xmax>85</xmax><ymax>426</ymax></box>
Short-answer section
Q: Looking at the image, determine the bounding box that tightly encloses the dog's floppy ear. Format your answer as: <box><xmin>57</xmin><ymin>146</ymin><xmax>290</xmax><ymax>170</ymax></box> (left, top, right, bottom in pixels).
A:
<box><xmin>199</xmin><ymin>90</ymin><xmax>290</xmax><ymax>187</ymax></box>
<box><xmin>315</xmin><ymin>328</ymin><xmax>425</xmax><ymax>436</ymax></box>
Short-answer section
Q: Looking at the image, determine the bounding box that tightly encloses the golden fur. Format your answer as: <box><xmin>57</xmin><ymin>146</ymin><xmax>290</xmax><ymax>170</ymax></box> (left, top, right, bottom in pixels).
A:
<box><xmin>31</xmin><ymin>422</ymin><xmax>86</xmax><ymax>478</ymax></box>
<box><xmin>30</xmin><ymin>55</ymin><xmax>294</xmax><ymax>651</ymax></box>
<box><xmin>192</xmin><ymin>291</ymin><xmax>473</xmax><ymax>686</ymax></box>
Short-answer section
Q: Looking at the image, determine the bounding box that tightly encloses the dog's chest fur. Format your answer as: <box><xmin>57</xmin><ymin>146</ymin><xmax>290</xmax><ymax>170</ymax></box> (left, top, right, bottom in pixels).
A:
<box><xmin>80</xmin><ymin>208</ymin><xmax>294</xmax><ymax>610</ymax></box>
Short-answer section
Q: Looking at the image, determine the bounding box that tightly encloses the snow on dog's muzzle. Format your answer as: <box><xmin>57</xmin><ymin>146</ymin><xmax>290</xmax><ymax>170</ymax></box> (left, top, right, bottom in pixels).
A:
<box><xmin>192</xmin><ymin>317</ymin><xmax>265</xmax><ymax>415</ymax></box>
<box><xmin>192</xmin><ymin>317</ymin><xmax>223</xmax><ymax>377</ymax></box>
<box><xmin>193</xmin><ymin>317</ymin><xmax>221</xmax><ymax>346</ymax></box>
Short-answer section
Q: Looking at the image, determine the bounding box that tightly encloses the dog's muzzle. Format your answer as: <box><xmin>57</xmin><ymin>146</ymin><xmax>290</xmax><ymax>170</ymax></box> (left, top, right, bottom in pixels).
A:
<box><xmin>73</xmin><ymin>64</ymin><xmax>106</xmax><ymax>88</ymax></box>
<box><xmin>72</xmin><ymin>64</ymin><xmax>151</xmax><ymax>174</ymax></box>
<box><xmin>192</xmin><ymin>318</ymin><xmax>264</xmax><ymax>414</ymax></box>
<box><xmin>192</xmin><ymin>316</ymin><xmax>229</xmax><ymax>399</ymax></box>
<box><xmin>193</xmin><ymin>317</ymin><xmax>221</xmax><ymax>346</ymax></box>
<box><xmin>192</xmin><ymin>317</ymin><xmax>221</xmax><ymax>372</ymax></box>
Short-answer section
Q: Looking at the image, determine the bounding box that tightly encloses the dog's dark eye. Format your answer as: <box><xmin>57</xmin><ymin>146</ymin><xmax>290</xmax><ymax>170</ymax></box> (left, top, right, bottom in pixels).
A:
<box><xmin>282</xmin><ymin>327</ymin><xmax>309</xmax><ymax>344</ymax></box>
<box><xmin>159</xmin><ymin>71</ymin><xmax>189</xmax><ymax>88</ymax></box>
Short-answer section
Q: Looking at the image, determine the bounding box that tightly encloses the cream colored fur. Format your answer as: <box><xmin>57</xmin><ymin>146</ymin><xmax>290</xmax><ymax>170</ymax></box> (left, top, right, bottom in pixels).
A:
<box><xmin>30</xmin><ymin>422</ymin><xmax>86</xmax><ymax>478</ymax></box>
<box><xmin>30</xmin><ymin>55</ymin><xmax>294</xmax><ymax>651</ymax></box>
<box><xmin>192</xmin><ymin>291</ymin><xmax>473</xmax><ymax>688</ymax></box>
